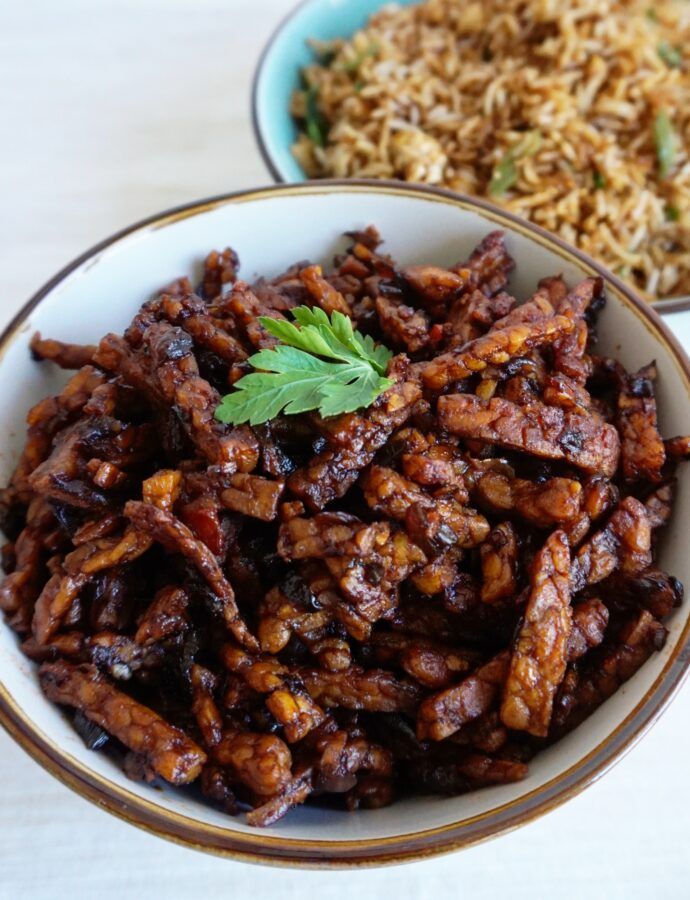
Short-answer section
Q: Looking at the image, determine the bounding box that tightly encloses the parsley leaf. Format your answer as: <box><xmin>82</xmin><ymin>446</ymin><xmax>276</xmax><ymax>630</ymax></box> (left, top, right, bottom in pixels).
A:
<box><xmin>215</xmin><ymin>307</ymin><xmax>393</xmax><ymax>425</ymax></box>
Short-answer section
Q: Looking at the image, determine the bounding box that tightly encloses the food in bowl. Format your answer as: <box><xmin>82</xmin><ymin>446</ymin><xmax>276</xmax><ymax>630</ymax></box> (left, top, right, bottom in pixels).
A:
<box><xmin>291</xmin><ymin>0</ymin><xmax>690</xmax><ymax>300</ymax></box>
<box><xmin>1</xmin><ymin>226</ymin><xmax>688</xmax><ymax>827</ymax></box>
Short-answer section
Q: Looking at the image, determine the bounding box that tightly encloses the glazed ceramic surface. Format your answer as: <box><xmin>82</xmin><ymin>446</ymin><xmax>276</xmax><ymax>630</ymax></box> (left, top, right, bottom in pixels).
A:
<box><xmin>253</xmin><ymin>0</ymin><xmax>417</xmax><ymax>183</ymax></box>
<box><xmin>1</xmin><ymin>182</ymin><xmax>689</xmax><ymax>865</ymax></box>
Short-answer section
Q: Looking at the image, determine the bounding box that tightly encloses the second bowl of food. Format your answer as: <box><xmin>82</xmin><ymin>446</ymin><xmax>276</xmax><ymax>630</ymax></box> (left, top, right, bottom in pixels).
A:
<box><xmin>1</xmin><ymin>180</ymin><xmax>690</xmax><ymax>866</ymax></box>
<box><xmin>253</xmin><ymin>0</ymin><xmax>690</xmax><ymax>307</ymax></box>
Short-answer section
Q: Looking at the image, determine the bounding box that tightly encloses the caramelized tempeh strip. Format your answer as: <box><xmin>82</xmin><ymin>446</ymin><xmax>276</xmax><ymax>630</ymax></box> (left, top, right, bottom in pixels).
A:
<box><xmin>665</xmin><ymin>435</ymin><xmax>690</xmax><ymax>461</ymax></box>
<box><xmin>571</xmin><ymin>497</ymin><xmax>652</xmax><ymax>591</ymax></box>
<box><xmin>32</xmin><ymin>528</ymin><xmax>153</xmax><ymax>645</ymax></box>
<box><xmin>617</xmin><ymin>363</ymin><xmax>666</xmax><ymax>483</ymax></box>
<box><xmin>551</xmin><ymin>277</ymin><xmax>603</xmax><ymax>383</ymax></box>
<box><xmin>223</xmin><ymin>646</ymin><xmax>327</xmax><ymax>742</ymax></box>
<box><xmin>301</xmin><ymin>666</ymin><xmax>423</xmax><ymax>714</ymax></box>
<box><xmin>39</xmin><ymin>661</ymin><xmax>206</xmax><ymax>783</ymax></box>
<box><xmin>159</xmin><ymin>294</ymin><xmax>247</xmax><ymax>364</ymax></box>
<box><xmin>439</xmin><ymin>394</ymin><xmax>620</xmax><ymax>476</ymax></box>
<box><xmin>246</xmin><ymin>765</ymin><xmax>314</xmax><ymax>827</ymax></box>
<box><xmin>480</xmin><ymin>521</ymin><xmax>518</xmax><ymax>604</ymax></box>
<box><xmin>135</xmin><ymin>586</ymin><xmax>189</xmax><ymax>646</ymax></box>
<box><xmin>362</xmin><ymin>465</ymin><xmax>488</xmax><ymax>551</ymax></box>
<box><xmin>500</xmin><ymin>531</ymin><xmax>572</xmax><ymax>737</ymax></box>
<box><xmin>214</xmin><ymin>731</ymin><xmax>293</xmax><ymax>796</ymax></box>
<box><xmin>288</xmin><ymin>371</ymin><xmax>421</xmax><ymax>510</ymax></box>
<box><xmin>369</xmin><ymin>632</ymin><xmax>480</xmax><ymax>689</ymax></box>
<box><xmin>219</xmin><ymin>473</ymin><xmax>284</xmax><ymax>521</ymax></box>
<box><xmin>553</xmin><ymin>611</ymin><xmax>667</xmax><ymax>735</ymax></box>
<box><xmin>201</xmin><ymin>247</ymin><xmax>239</xmax><ymax>300</ymax></box>
<box><xmin>30</xmin><ymin>333</ymin><xmax>96</xmax><ymax>369</ymax></box>
<box><xmin>299</xmin><ymin>265</ymin><xmax>352</xmax><ymax>315</ymax></box>
<box><xmin>278</xmin><ymin>513</ymin><xmax>390</xmax><ymax>560</ymax></box>
<box><xmin>400</xmin><ymin>265</ymin><xmax>469</xmax><ymax>319</ymax></box>
<box><xmin>471</xmin><ymin>469</ymin><xmax>584</xmax><ymax>527</ymax></box>
<box><xmin>420</xmin><ymin>314</ymin><xmax>573</xmax><ymax>391</ymax></box>
<box><xmin>0</xmin><ymin>499</ymin><xmax>54</xmax><ymax>621</ymax></box>
<box><xmin>416</xmin><ymin>651</ymin><xmax>509</xmax><ymax>741</ymax></box>
<box><xmin>406</xmin><ymin>752</ymin><xmax>527</xmax><ymax>795</ymax></box>
<box><xmin>567</xmin><ymin>598</ymin><xmax>609</xmax><ymax>660</ymax></box>
<box><xmin>325</xmin><ymin>529</ymin><xmax>426</xmax><ymax>622</ymax></box>
<box><xmin>144</xmin><ymin>322</ymin><xmax>259</xmax><ymax>471</ymax></box>
<box><xmin>190</xmin><ymin>664</ymin><xmax>224</xmax><ymax>747</ymax></box>
<box><xmin>3</xmin><ymin>366</ymin><xmax>106</xmax><ymax>501</ymax></box>
<box><xmin>644</xmin><ymin>482</ymin><xmax>674</xmax><ymax>529</ymax></box>
<box><xmin>375</xmin><ymin>294</ymin><xmax>430</xmax><ymax>354</ymax></box>
<box><xmin>460</xmin><ymin>230</ymin><xmax>516</xmax><ymax>297</ymax></box>
<box><xmin>257</xmin><ymin>584</ymin><xmax>351</xmax><ymax>671</ymax></box>
<box><xmin>125</xmin><ymin>501</ymin><xmax>258</xmax><ymax>651</ymax></box>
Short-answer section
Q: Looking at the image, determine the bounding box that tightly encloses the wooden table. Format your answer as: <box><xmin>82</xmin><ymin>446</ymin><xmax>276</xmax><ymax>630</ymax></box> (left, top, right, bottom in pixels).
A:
<box><xmin>1</xmin><ymin>2</ymin><xmax>689</xmax><ymax>897</ymax></box>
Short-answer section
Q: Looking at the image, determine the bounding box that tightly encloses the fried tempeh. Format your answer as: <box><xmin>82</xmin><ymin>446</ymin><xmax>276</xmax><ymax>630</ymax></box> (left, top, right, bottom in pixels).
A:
<box><xmin>301</xmin><ymin>665</ymin><xmax>423</xmax><ymax>714</ymax></box>
<box><xmin>617</xmin><ymin>363</ymin><xmax>666</xmax><ymax>483</ymax></box>
<box><xmin>420</xmin><ymin>314</ymin><xmax>573</xmax><ymax>391</ymax></box>
<box><xmin>288</xmin><ymin>370</ymin><xmax>421</xmax><ymax>510</ymax></box>
<box><xmin>3</xmin><ymin>228</ymin><xmax>687</xmax><ymax>827</ymax></box>
<box><xmin>500</xmin><ymin>531</ymin><xmax>572</xmax><ymax>737</ymax></box>
<box><xmin>571</xmin><ymin>497</ymin><xmax>652</xmax><ymax>591</ymax></box>
<box><xmin>30</xmin><ymin>333</ymin><xmax>97</xmax><ymax>370</ymax></box>
<box><xmin>416</xmin><ymin>651</ymin><xmax>509</xmax><ymax>741</ymax></box>
<box><xmin>439</xmin><ymin>394</ymin><xmax>620</xmax><ymax>476</ymax></box>
<box><xmin>480</xmin><ymin>522</ymin><xmax>518</xmax><ymax>604</ymax></box>
<box><xmin>39</xmin><ymin>661</ymin><xmax>206</xmax><ymax>784</ymax></box>
<box><xmin>125</xmin><ymin>501</ymin><xmax>257</xmax><ymax>651</ymax></box>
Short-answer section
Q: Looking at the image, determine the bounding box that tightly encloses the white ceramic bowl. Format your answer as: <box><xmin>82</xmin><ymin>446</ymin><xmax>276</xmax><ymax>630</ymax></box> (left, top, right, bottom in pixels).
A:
<box><xmin>2</xmin><ymin>181</ymin><xmax>690</xmax><ymax>866</ymax></box>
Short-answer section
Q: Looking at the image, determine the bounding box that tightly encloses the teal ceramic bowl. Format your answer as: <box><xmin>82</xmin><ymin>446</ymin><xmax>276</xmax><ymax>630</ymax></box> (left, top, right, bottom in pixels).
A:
<box><xmin>252</xmin><ymin>0</ymin><xmax>690</xmax><ymax>314</ymax></box>
<box><xmin>252</xmin><ymin>0</ymin><xmax>417</xmax><ymax>182</ymax></box>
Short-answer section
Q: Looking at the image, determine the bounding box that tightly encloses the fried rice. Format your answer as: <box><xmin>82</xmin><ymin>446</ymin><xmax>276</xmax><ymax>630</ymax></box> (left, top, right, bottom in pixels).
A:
<box><xmin>291</xmin><ymin>0</ymin><xmax>690</xmax><ymax>299</ymax></box>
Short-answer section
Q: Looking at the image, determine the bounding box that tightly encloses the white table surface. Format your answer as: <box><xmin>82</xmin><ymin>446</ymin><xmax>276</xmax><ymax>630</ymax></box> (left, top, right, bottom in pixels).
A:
<box><xmin>2</xmin><ymin>2</ymin><xmax>690</xmax><ymax>897</ymax></box>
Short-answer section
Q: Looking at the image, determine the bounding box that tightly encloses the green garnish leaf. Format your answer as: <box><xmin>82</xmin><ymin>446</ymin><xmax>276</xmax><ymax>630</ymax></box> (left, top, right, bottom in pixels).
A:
<box><xmin>593</xmin><ymin>170</ymin><xmax>606</xmax><ymax>189</ymax></box>
<box><xmin>215</xmin><ymin>306</ymin><xmax>394</xmax><ymax>425</ymax></box>
<box><xmin>340</xmin><ymin>42</ymin><xmax>379</xmax><ymax>73</ymax></box>
<box><xmin>653</xmin><ymin>109</ymin><xmax>677</xmax><ymax>178</ymax></box>
<box><xmin>658</xmin><ymin>41</ymin><xmax>682</xmax><ymax>68</ymax></box>
<box><xmin>305</xmin><ymin>85</ymin><xmax>326</xmax><ymax>147</ymax></box>
<box><xmin>666</xmin><ymin>204</ymin><xmax>681</xmax><ymax>221</ymax></box>
<box><xmin>489</xmin><ymin>156</ymin><xmax>518</xmax><ymax>197</ymax></box>
<box><xmin>646</xmin><ymin>8</ymin><xmax>657</xmax><ymax>21</ymax></box>
<box><xmin>489</xmin><ymin>130</ymin><xmax>542</xmax><ymax>197</ymax></box>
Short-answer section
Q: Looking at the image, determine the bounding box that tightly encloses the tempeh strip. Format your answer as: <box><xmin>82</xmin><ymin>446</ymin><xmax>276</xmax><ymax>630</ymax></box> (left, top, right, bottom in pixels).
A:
<box><xmin>125</xmin><ymin>501</ymin><xmax>258</xmax><ymax>651</ymax></box>
<box><xmin>439</xmin><ymin>394</ymin><xmax>620</xmax><ymax>476</ymax></box>
<box><xmin>420</xmin><ymin>314</ymin><xmax>573</xmax><ymax>390</ymax></box>
<box><xmin>500</xmin><ymin>530</ymin><xmax>572</xmax><ymax>737</ymax></box>
<box><xmin>39</xmin><ymin>661</ymin><xmax>206</xmax><ymax>784</ymax></box>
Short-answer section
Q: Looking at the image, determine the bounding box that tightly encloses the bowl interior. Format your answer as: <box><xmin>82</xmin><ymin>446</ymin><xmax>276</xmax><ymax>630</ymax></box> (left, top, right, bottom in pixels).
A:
<box><xmin>1</xmin><ymin>184</ymin><xmax>689</xmax><ymax>855</ymax></box>
<box><xmin>254</xmin><ymin>0</ymin><xmax>417</xmax><ymax>182</ymax></box>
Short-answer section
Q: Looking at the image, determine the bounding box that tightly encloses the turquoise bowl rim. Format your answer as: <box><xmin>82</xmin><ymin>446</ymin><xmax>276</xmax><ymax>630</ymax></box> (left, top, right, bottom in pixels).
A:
<box><xmin>251</xmin><ymin>0</ymin><xmax>419</xmax><ymax>184</ymax></box>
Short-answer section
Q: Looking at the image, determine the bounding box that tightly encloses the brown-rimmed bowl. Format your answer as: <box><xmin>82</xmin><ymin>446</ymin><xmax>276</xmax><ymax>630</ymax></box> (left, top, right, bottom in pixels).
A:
<box><xmin>1</xmin><ymin>180</ymin><xmax>690</xmax><ymax>867</ymax></box>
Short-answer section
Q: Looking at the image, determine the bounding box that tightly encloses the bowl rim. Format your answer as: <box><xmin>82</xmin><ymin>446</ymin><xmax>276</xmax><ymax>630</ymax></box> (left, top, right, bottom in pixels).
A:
<box><xmin>249</xmin><ymin>0</ymin><xmax>690</xmax><ymax>316</ymax></box>
<box><xmin>2</xmin><ymin>179</ymin><xmax>690</xmax><ymax>868</ymax></box>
